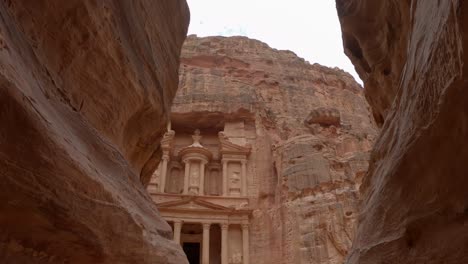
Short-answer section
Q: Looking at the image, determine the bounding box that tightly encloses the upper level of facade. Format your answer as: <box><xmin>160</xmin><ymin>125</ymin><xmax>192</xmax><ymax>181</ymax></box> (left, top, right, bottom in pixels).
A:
<box><xmin>147</xmin><ymin>124</ymin><xmax>252</xmax><ymax>199</ymax></box>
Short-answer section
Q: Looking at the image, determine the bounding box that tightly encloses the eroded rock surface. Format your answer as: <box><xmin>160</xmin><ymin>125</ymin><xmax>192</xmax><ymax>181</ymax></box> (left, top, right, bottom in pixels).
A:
<box><xmin>0</xmin><ymin>1</ymin><xmax>189</xmax><ymax>263</ymax></box>
<box><xmin>337</xmin><ymin>1</ymin><xmax>468</xmax><ymax>263</ymax></box>
<box><xmin>172</xmin><ymin>35</ymin><xmax>377</xmax><ymax>264</ymax></box>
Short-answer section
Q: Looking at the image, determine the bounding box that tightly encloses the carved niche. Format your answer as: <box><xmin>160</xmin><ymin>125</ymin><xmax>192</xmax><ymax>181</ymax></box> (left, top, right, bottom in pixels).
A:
<box><xmin>188</xmin><ymin>161</ymin><xmax>201</xmax><ymax>195</ymax></box>
<box><xmin>166</xmin><ymin>162</ymin><xmax>183</xmax><ymax>194</ymax></box>
<box><xmin>206</xmin><ymin>165</ymin><xmax>221</xmax><ymax>196</ymax></box>
<box><xmin>228</xmin><ymin>162</ymin><xmax>242</xmax><ymax>196</ymax></box>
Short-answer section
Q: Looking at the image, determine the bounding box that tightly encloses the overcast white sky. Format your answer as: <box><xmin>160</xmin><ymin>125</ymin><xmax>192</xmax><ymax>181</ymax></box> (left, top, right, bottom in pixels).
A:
<box><xmin>186</xmin><ymin>0</ymin><xmax>361</xmax><ymax>84</ymax></box>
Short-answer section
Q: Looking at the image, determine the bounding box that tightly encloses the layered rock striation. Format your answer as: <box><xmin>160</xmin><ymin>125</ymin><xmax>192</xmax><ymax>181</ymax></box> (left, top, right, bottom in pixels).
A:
<box><xmin>173</xmin><ymin>35</ymin><xmax>377</xmax><ymax>264</ymax></box>
<box><xmin>0</xmin><ymin>0</ymin><xmax>189</xmax><ymax>263</ymax></box>
<box><xmin>337</xmin><ymin>1</ymin><xmax>468</xmax><ymax>263</ymax></box>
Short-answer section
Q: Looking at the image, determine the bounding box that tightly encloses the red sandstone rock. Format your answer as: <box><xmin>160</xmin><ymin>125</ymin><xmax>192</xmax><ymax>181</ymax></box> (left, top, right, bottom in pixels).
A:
<box><xmin>337</xmin><ymin>0</ymin><xmax>468</xmax><ymax>263</ymax></box>
<box><xmin>305</xmin><ymin>107</ymin><xmax>342</xmax><ymax>127</ymax></box>
<box><xmin>0</xmin><ymin>0</ymin><xmax>189</xmax><ymax>263</ymax></box>
<box><xmin>171</xmin><ymin>35</ymin><xmax>377</xmax><ymax>264</ymax></box>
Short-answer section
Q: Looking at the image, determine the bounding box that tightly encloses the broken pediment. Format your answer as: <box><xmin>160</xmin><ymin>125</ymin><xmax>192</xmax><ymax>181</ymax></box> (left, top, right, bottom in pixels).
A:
<box><xmin>161</xmin><ymin>130</ymin><xmax>175</xmax><ymax>152</ymax></box>
<box><xmin>218</xmin><ymin>131</ymin><xmax>251</xmax><ymax>155</ymax></box>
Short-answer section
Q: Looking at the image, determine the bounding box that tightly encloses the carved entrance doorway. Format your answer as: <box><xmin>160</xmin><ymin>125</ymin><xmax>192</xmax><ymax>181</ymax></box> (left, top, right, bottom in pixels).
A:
<box><xmin>183</xmin><ymin>242</ymin><xmax>200</xmax><ymax>264</ymax></box>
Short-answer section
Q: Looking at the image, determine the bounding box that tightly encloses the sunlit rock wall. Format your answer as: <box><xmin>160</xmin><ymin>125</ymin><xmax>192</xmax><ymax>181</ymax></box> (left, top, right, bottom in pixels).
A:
<box><xmin>337</xmin><ymin>0</ymin><xmax>468</xmax><ymax>263</ymax></box>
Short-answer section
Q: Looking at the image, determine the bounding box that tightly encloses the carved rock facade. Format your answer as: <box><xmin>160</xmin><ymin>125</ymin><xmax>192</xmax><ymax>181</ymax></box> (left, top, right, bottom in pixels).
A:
<box><xmin>147</xmin><ymin>35</ymin><xmax>377</xmax><ymax>264</ymax></box>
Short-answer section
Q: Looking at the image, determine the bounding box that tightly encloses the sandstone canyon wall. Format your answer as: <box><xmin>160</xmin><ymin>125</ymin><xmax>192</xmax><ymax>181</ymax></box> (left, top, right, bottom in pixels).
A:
<box><xmin>0</xmin><ymin>1</ymin><xmax>189</xmax><ymax>263</ymax></box>
<box><xmin>173</xmin><ymin>35</ymin><xmax>377</xmax><ymax>264</ymax></box>
<box><xmin>336</xmin><ymin>1</ymin><xmax>468</xmax><ymax>263</ymax></box>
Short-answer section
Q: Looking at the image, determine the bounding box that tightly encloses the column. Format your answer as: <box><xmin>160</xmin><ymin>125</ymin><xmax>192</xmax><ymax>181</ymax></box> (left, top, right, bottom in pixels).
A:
<box><xmin>202</xmin><ymin>223</ymin><xmax>211</xmax><ymax>264</ymax></box>
<box><xmin>173</xmin><ymin>220</ymin><xmax>182</xmax><ymax>244</ymax></box>
<box><xmin>242</xmin><ymin>224</ymin><xmax>250</xmax><ymax>264</ymax></box>
<box><xmin>221</xmin><ymin>223</ymin><xmax>229</xmax><ymax>264</ymax></box>
<box><xmin>199</xmin><ymin>161</ymin><xmax>206</xmax><ymax>195</ymax></box>
<box><xmin>241</xmin><ymin>160</ymin><xmax>247</xmax><ymax>196</ymax></box>
<box><xmin>222</xmin><ymin>160</ymin><xmax>228</xmax><ymax>196</ymax></box>
<box><xmin>183</xmin><ymin>160</ymin><xmax>190</xmax><ymax>194</ymax></box>
<box><xmin>159</xmin><ymin>154</ymin><xmax>169</xmax><ymax>193</ymax></box>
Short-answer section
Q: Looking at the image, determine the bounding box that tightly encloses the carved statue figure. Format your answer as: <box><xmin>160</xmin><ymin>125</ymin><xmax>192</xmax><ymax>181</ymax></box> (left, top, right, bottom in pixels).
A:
<box><xmin>230</xmin><ymin>171</ymin><xmax>241</xmax><ymax>187</ymax></box>
<box><xmin>229</xmin><ymin>171</ymin><xmax>241</xmax><ymax>196</ymax></box>
<box><xmin>190</xmin><ymin>169</ymin><xmax>199</xmax><ymax>186</ymax></box>
<box><xmin>191</xmin><ymin>129</ymin><xmax>203</xmax><ymax>147</ymax></box>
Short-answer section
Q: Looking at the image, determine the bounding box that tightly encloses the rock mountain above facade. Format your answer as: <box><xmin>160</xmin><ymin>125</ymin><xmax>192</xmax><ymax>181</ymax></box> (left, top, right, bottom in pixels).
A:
<box><xmin>146</xmin><ymin>35</ymin><xmax>378</xmax><ymax>264</ymax></box>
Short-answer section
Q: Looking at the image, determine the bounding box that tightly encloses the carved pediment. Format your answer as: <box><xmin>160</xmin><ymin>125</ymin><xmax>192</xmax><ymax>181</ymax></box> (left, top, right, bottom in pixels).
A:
<box><xmin>157</xmin><ymin>196</ymin><xmax>233</xmax><ymax>211</ymax></box>
<box><xmin>218</xmin><ymin>132</ymin><xmax>251</xmax><ymax>155</ymax></box>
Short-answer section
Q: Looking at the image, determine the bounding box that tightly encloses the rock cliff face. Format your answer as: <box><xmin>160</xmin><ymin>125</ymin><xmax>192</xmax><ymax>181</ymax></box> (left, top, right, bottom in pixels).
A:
<box><xmin>336</xmin><ymin>1</ymin><xmax>468</xmax><ymax>263</ymax></box>
<box><xmin>174</xmin><ymin>35</ymin><xmax>377</xmax><ymax>264</ymax></box>
<box><xmin>0</xmin><ymin>1</ymin><xmax>189</xmax><ymax>263</ymax></box>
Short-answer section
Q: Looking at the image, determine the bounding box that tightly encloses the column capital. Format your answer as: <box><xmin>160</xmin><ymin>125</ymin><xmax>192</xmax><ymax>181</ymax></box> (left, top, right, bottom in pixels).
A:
<box><xmin>162</xmin><ymin>154</ymin><xmax>170</xmax><ymax>160</ymax></box>
<box><xmin>241</xmin><ymin>223</ymin><xmax>249</xmax><ymax>229</ymax></box>
<box><xmin>220</xmin><ymin>223</ymin><xmax>229</xmax><ymax>230</ymax></box>
<box><xmin>202</xmin><ymin>223</ymin><xmax>211</xmax><ymax>229</ymax></box>
<box><xmin>173</xmin><ymin>219</ymin><xmax>183</xmax><ymax>224</ymax></box>
<box><xmin>241</xmin><ymin>159</ymin><xmax>247</xmax><ymax>165</ymax></box>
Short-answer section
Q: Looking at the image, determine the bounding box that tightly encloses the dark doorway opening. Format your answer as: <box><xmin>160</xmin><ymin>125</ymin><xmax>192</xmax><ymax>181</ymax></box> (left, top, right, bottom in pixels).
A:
<box><xmin>183</xmin><ymin>242</ymin><xmax>200</xmax><ymax>264</ymax></box>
